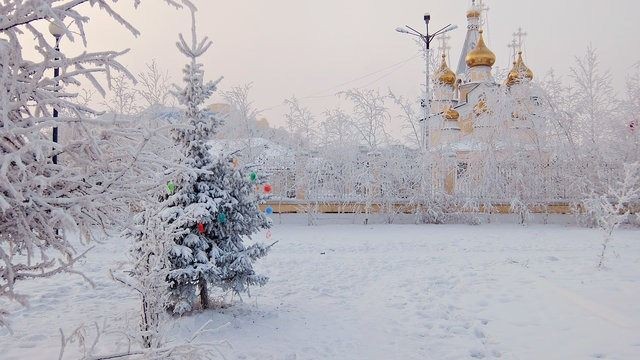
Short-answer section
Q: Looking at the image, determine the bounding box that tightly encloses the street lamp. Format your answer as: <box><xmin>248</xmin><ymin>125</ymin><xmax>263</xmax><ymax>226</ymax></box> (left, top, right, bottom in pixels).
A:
<box><xmin>396</xmin><ymin>14</ymin><xmax>457</xmax><ymax>151</ymax></box>
<box><xmin>49</xmin><ymin>21</ymin><xmax>64</xmax><ymax>165</ymax></box>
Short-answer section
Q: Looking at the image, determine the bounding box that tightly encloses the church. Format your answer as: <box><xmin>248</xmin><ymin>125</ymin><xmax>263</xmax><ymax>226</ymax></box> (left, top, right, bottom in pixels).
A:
<box><xmin>428</xmin><ymin>0</ymin><xmax>543</xmax><ymax>195</ymax></box>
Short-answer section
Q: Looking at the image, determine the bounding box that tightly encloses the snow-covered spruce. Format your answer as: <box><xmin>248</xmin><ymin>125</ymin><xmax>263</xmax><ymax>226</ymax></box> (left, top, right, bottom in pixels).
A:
<box><xmin>158</xmin><ymin>4</ymin><xmax>271</xmax><ymax>315</ymax></box>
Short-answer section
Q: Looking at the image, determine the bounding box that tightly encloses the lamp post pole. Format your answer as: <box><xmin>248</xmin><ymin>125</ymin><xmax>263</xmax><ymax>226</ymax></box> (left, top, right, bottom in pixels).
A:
<box><xmin>396</xmin><ymin>16</ymin><xmax>457</xmax><ymax>152</ymax></box>
<box><xmin>49</xmin><ymin>22</ymin><xmax>64</xmax><ymax>165</ymax></box>
<box><xmin>423</xmin><ymin>13</ymin><xmax>430</xmax><ymax>152</ymax></box>
<box><xmin>52</xmin><ymin>36</ymin><xmax>60</xmax><ymax>164</ymax></box>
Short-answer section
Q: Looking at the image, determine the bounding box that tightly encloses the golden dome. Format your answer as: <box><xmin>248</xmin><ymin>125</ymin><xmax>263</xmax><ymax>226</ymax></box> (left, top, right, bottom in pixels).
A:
<box><xmin>465</xmin><ymin>30</ymin><xmax>496</xmax><ymax>68</ymax></box>
<box><xmin>443</xmin><ymin>106</ymin><xmax>460</xmax><ymax>121</ymax></box>
<box><xmin>436</xmin><ymin>54</ymin><xmax>456</xmax><ymax>86</ymax></box>
<box><xmin>506</xmin><ymin>51</ymin><xmax>534</xmax><ymax>86</ymax></box>
<box><xmin>467</xmin><ymin>9</ymin><xmax>481</xmax><ymax>18</ymax></box>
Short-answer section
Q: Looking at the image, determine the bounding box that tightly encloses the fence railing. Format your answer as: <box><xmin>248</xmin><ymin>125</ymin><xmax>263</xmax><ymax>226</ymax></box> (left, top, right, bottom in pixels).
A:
<box><xmin>260</xmin><ymin>199</ymin><xmax>640</xmax><ymax>215</ymax></box>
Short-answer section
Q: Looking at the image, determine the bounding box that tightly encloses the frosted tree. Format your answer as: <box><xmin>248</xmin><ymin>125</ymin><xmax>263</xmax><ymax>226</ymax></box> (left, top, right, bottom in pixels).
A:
<box><xmin>0</xmin><ymin>0</ymin><xmax>182</xmax><ymax>327</ymax></box>
<box><xmin>220</xmin><ymin>84</ymin><xmax>259</xmax><ymax>138</ymax></box>
<box><xmin>388</xmin><ymin>91</ymin><xmax>422</xmax><ymax>149</ymax></box>
<box><xmin>570</xmin><ymin>46</ymin><xmax>618</xmax><ymax>150</ymax></box>
<box><xmin>162</xmin><ymin>3</ymin><xmax>271</xmax><ymax>314</ymax></box>
<box><xmin>220</xmin><ymin>84</ymin><xmax>262</xmax><ymax>163</ymax></box>
<box><xmin>618</xmin><ymin>62</ymin><xmax>640</xmax><ymax>163</ymax></box>
<box><xmin>583</xmin><ymin>163</ymin><xmax>640</xmax><ymax>268</ymax></box>
<box><xmin>340</xmin><ymin>89</ymin><xmax>390</xmax><ymax>150</ymax></box>
<box><xmin>101</xmin><ymin>73</ymin><xmax>140</xmax><ymax>115</ymax></box>
<box><xmin>320</xmin><ymin>108</ymin><xmax>356</xmax><ymax>149</ymax></box>
<box><xmin>137</xmin><ymin>59</ymin><xmax>174</xmax><ymax>108</ymax></box>
<box><xmin>114</xmin><ymin>204</ymin><xmax>180</xmax><ymax>356</ymax></box>
<box><xmin>284</xmin><ymin>96</ymin><xmax>317</xmax><ymax>150</ymax></box>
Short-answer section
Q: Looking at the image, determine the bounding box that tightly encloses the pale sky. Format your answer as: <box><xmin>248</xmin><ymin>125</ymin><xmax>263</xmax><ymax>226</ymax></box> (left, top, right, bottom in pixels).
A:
<box><xmin>45</xmin><ymin>0</ymin><xmax>640</xmax><ymax>129</ymax></box>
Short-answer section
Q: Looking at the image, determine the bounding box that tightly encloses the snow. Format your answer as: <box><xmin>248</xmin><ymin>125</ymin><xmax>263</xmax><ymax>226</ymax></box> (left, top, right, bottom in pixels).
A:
<box><xmin>1</xmin><ymin>216</ymin><xmax>639</xmax><ymax>359</ymax></box>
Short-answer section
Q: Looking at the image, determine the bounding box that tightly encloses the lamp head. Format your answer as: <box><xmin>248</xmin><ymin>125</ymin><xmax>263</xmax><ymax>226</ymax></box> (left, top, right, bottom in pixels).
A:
<box><xmin>424</xmin><ymin>13</ymin><xmax>431</xmax><ymax>21</ymax></box>
<box><xmin>48</xmin><ymin>21</ymin><xmax>65</xmax><ymax>38</ymax></box>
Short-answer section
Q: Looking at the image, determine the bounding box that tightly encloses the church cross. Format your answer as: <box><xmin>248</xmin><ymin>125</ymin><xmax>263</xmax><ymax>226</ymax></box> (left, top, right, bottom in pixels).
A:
<box><xmin>508</xmin><ymin>38</ymin><xmax>519</xmax><ymax>62</ymax></box>
<box><xmin>476</xmin><ymin>0</ymin><xmax>490</xmax><ymax>13</ymax></box>
<box><xmin>513</xmin><ymin>27</ymin><xmax>528</xmax><ymax>52</ymax></box>
<box><xmin>475</xmin><ymin>0</ymin><xmax>490</xmax><ymax>29</ymax></box>
<box><xmin>438</xmin><ymin>34</ymin><xmax>452</xmax><ymax>60</ymax></box>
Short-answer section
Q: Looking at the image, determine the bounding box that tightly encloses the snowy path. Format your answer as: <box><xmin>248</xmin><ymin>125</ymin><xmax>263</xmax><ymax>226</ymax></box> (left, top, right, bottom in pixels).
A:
<box><xmin>1</xmin><ymin>221</ymin><xmax>639</xmax><ymax>359</ymax></box>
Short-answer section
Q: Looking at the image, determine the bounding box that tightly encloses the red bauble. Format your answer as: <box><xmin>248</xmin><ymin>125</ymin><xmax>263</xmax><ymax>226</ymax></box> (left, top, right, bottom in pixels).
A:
<box><xmin>197</xmin><ymin>223</ymin><xmax>205</xmax><ymax>234</ymax></box>
<box><xmin>263</xmin><ymin>184</ymin><xmax>273</xmax><ymax>194</ymax></box>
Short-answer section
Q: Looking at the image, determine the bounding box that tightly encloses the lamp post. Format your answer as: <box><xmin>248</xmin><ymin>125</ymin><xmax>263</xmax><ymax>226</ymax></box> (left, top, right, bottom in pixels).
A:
<box><xmin>49</xmin><ymin>21</ymin><xmax>64</xmax><ymax>165</ymax></box>
<box><xmin>396</xmin><ymin>16</ymin><xmax>457</xmax><ymax>151</ymax></box>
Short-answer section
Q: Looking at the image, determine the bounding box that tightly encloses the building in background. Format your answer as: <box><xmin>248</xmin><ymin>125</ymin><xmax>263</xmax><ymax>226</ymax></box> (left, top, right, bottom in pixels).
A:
<box><xmin>429</xmin><ymin>0</ymin><xmax>543</xmax><ymax>195</ymax></box>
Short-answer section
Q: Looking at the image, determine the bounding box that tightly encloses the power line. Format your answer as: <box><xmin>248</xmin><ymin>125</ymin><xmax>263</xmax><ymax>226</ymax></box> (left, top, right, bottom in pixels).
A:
<box><xmin>301</xmin><ymin>52</ymin><xmax>421</xmax><ymax>98</ymax></box>
<box><xmin>259</xmin><ymin>52</ymin><xmax>421</xmax><ymax>112</ymax></box>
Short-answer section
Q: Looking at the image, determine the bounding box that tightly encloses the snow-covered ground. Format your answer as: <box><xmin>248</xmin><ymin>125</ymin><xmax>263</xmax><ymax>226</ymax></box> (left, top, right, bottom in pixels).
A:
<box><xmin>1</xmin><ymin>216</ymin><xmax>639</xmax><ymax>359</ymax></box>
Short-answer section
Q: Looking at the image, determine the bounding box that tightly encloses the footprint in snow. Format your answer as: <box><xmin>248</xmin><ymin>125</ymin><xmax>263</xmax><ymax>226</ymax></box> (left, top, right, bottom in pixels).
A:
<box><xmin>474</xmin><ymin>327</ymin><xmax>485</xmax><ymax>339</ymax></box>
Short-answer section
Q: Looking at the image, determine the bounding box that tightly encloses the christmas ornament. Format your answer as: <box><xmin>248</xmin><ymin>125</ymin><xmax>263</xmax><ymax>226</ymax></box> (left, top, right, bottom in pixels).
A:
<box><xmin>166</xmin><ymin>180</ymin><xmax>176</xmax><ymax>195</ymax></box>
<box><xmin>217</xmin><ymin>212</ymin><xmax>228</xmax><ymax>224</ymax></box>
<box><xmin>265</xmin><ymin>206</ymin><xmax>274</xmax><ymax>215</ymax></box>
<box><xmin>197</xmin><ymin>222</ymin><xmax>205</xmax><ymax>234</ymax></box>
<box><xmin>249</xmin><ymin>171</ymin><xmax>257</xmax><ymax>183</ymax></box>
<box><xmin>266</xmin><ymin>229</ymin><xmax>272</xmax><ymax>240</ymax></box>
<box><xmin>232</xmin><ymin>158</ymin><xmax>239</xmax><ymax>168</ymax></box>
<box><xmin>263</xmin><ymin>184</ymin><xmax>273</xmax><ymax>194</ymax></box>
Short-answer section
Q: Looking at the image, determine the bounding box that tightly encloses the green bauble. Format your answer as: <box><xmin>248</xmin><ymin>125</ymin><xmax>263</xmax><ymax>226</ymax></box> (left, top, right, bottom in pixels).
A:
<box><xmin>217</xmin><ymin>212</ymin><xmax>228</xmax><ymax>224</ymax></box>
<box><xmin>166</xmin><ymin>180</ymin><xmax>176</xmax><ymax>195</ymax></box>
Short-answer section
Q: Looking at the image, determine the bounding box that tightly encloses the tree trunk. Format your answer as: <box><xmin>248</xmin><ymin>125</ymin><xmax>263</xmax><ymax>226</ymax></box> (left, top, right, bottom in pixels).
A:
<box><xmin>198</xmin><ymin>277</ymin><xmax>209</xmax><ymax>309</ymax></box>
<box><xmin>141</xmin><ymin>295</ymin><xmax>151</xmax><ymax>348</ymax></box>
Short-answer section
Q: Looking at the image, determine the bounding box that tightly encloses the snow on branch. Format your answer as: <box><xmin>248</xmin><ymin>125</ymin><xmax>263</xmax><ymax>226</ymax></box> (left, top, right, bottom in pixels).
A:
<box><xmin>0</xmin><ymin>0</ymin><xmax>188</xmax><ymax>328</ymax></box>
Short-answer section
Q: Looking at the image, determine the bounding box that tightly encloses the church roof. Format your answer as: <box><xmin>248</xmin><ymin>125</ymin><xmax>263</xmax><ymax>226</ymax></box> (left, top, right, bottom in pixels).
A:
<box><xmin>456</xmin><ymin>2</ymin><xmax>482</xmax><ymax>75</ymax></box>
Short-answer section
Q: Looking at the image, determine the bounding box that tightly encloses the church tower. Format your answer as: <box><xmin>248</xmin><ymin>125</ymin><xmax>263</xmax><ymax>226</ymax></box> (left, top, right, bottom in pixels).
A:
<box><xmin>465</xmin><ymin>30</ymin><xmax>496</xmax><ymax>84</ymax></box>
<box><xmin>433</xmin><ymin>53</ymin><xmax>457</xmax><ymax>113</ymax></box>
<box><xmin>456</xmin><ymin>1</ymin><xmax>483</xmax><ymax>77</ymax></box>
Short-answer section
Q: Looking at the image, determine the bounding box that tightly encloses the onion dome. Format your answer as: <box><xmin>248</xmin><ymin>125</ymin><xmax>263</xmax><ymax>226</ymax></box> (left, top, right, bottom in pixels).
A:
<box><xmin>467</xmin><ymin>9</ymin><xmax>481</xmax><ymax>19</ymax></box>
<box><xmin>506</xmin><ymin>51</ymin><xmax>534</xmax><ymax>86</ymax></box>
<box><xmin>436</xmin><ymin>54</ymin><xmax>456</xmax><ymax>86</ymax></box>
<box><xmin>465</xmin><ymin>30</ymin><xmax>496</xmax><ymax>68</ymax></box>
<box><xmin>443</xmin><ymin>106</ymin><xmax>460</xmax><ymax>121</ymax></box>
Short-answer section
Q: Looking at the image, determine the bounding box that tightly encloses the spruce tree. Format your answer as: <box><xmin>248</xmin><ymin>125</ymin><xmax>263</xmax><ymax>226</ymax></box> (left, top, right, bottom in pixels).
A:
<box><xmin>162</xmin><ymin>4</ymin><xmax>271</xmax><ymax>315</ymax></box>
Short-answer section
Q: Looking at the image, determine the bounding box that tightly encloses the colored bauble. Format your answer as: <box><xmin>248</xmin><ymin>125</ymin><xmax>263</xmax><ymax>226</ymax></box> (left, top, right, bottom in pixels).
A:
<box><xmin>232</xmin><ymin>158</ymin><xmax>239</xmax><ymax>168</ymax></box>
<box><xmin>217</xmin><ymin>212</ymin><xmax>228</xmax><ymax>224</ymax></box>
<box><xmin>249</xmin><ymin>171</ymin><xmax>257</xmax><ymax>183</ymax></box>
<box><xmin>265</xmin><ymin>206</ymin><xmax>274</xmax><ymax>215</ymax></box>
<box><xmin>266</xmin><ymin>229</ymin><xmax>272</xmax><ymax>240</ymax></box>
<box><xmin>197</xmin><ymin>222</ymin><xmax>205</xmax><ymax>234</ymax></box>
<box><xmin>166</xmin><ymin>180</ymin><xmax>176</xmax><ymax>195</ymax></box>
<box><xmin>263</xmin><ymin>184</ymin><xmax>273</xmax><ymax>194</ymax></box>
